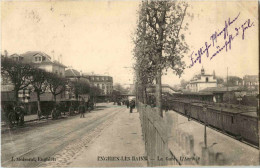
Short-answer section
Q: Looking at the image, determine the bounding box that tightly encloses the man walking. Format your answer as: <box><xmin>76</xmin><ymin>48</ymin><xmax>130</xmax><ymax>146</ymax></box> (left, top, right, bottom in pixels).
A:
<box><xmin>129</xmin><ymin>99</ymin><xmax>135</xmax><ymax>113</ymax></box>
<box><xmin>126</xmin><ymin>99</ymin><xmax>129</xmax><ymax>108</ymax></box>
<box><xmin>78</xmin><ymin>102</ymin><xmax>86</xmax><ymax>118</ymax></box>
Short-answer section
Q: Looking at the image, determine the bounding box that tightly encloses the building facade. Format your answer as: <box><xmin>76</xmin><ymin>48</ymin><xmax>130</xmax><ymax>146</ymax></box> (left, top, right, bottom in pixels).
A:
<box><xmin>186</xmin><ymin>67</ymin><xmax>217</xmax><ymax>92</ymax></box>
<box><xmin>83</xmin><ymin>74</ymin><xmax>113</xmax><ymax>96</ymax></box>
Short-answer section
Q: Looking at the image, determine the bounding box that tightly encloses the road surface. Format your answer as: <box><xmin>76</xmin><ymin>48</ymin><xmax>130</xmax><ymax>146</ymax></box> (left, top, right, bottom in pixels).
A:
<box><xmin>1</xmin><ymin>103</ymin><xmax>123</xmax><ymax>167</ymax></box>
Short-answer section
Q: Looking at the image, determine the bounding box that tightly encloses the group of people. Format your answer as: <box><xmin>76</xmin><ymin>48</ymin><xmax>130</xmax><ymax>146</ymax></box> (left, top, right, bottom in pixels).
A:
<box><xmin>2</xmin><ymin>103</ymin><xmax>26</xmax><ymax>127</ymax></box>
<box><xmin>119</xmin><ymin>99</ymin><xmax>136</xmax><ymax>113</ymax></box>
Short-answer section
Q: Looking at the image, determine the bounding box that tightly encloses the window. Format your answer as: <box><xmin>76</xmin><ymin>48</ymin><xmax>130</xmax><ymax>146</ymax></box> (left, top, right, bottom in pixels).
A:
<box><xmin>35</xmin><ymin>57</ymin><xmax>38</xmax><ymax>61</ymax></box>
<box><xmin>206</xmin><ymin>77</ymin><xmax>209</xmax><ymax>82</ymax></box>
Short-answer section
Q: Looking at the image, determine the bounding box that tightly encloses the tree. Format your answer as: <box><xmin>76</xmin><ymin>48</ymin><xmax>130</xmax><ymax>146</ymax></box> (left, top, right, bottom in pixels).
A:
<box><xmin>180</xmin><ymin>79</ymin><xmax>189</xmax><ymax>89</ymax></box>
<box><xmin>216</xmin><ymin>76</ymin><xmax>224</xmax><ymax>85</ymax></box>
<box><xmin>113</xmin><ymin>83</ymin><xmax>129</xmax><ymax>94</ymax></box>
<box><xmin>89</xmin><ymin>85</ymin><xmax>102</xmax><ymax>103</ymax></box>
<box><xmin>1</xmin><ymin>57</ymin><xmax>33</xmax><ymax>102</ymax></box>
<box><xmin>46</xmin><ymin>73</ymin><xmax>66</xmax><ymax>102</ymax></box>
<box><xmin>71</xmin><ymin>80</ymin><xmax>90</xmax><ymax>101</ymax></box>
<box><xmin>226</xmin><ymin>76</ymin><xmax>243</xmax><ymax>87</ymax></box>
<box><xmin>133</xmin><ymin>1</ymin><xmax>190</xmax><ymax>117</ymax></box>
<box><xmin>30</xmin><ymin>68</ymin><xmax>49</xmax><ymax>120</ymax></box>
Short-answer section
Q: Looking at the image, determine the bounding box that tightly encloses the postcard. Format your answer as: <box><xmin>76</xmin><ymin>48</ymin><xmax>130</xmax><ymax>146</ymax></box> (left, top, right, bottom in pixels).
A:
<box><xmin>1</xmin><ymin>0</ymin><xmax>259</xmax><ymax>167</ymax></box>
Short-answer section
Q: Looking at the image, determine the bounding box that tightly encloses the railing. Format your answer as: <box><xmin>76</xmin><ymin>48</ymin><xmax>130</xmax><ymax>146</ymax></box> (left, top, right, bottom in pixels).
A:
<box><xmin>138</xmin><ymin>103</ymin><xmax>178</xmax><ymax>166</ymax></box>
<box><xmin>138</xmin><ymin>102</ymin><xmax>226</xmax><ymax>166</ymax></box>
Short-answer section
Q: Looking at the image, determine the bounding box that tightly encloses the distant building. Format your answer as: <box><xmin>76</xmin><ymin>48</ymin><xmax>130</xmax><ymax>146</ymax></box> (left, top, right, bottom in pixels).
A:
<box><xmin>186</xmin><ymin>67</ymin><xmax>217</xmax><ymax>92</ymax></box>
<box><xmin>83</xmin><ymin>74</ymin><xmax>113</xmax><ymax>96</ymax></box>
<box><xmin>243</xmin><ymin>75</ymin><xmax>259</xmax><ymax>90</ymax></box>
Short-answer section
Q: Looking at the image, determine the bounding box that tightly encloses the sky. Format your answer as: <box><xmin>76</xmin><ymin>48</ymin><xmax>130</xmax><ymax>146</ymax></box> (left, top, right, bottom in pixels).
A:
<box><xmin>1</xmin><ymin>0</ymin><xmax>259</xmax><ymax>87</ymax></box>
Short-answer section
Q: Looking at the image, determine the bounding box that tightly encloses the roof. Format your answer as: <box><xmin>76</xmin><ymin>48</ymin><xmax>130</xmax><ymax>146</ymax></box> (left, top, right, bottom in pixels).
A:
<box><xmin>179</xmin><ymin>92</ymin><xmax>213</xmax><ymax>96</ymax></box>
<box><xmin>18</xmin><ymin>51</ymin><xmax>66</xmax><ymax>68</ymax></box>
<box><xmin>82</xmin><ymin>73</ymin><xmax>112</xmax><ymax>78</ymax></box>
<box><xmin>19</xmin><ymin>51</ymin><xmax>51</xmax><ymax>63</ymax></box>
<box><xmin>200</xmin><ymin>86</ymin><xmax>244</xmax><ymax>93</ymax></box>
<box><xmin>65</xmin><ymin>68</ymin><xmax>81</xmax><ymax>77</ymax></box>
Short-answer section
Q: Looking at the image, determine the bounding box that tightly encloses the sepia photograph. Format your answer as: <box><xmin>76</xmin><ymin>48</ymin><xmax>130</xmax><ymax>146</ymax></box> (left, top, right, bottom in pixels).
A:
<box><xmin>0</xmin><ymin>0</ymin><xmax>259</xmax><ymax>167</ymax></box>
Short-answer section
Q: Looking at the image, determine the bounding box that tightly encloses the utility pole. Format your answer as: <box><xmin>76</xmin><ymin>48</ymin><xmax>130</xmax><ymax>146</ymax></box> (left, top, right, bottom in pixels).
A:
<box><xmin>227</xmin><ymin>67</ymin><xmax>230</xmax><ymax>104</ymax></box>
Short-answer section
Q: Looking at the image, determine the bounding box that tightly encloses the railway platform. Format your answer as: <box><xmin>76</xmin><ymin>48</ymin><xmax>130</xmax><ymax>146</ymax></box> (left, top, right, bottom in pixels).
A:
<box><xmin>166</xmin><ymin>110</ymin><xmax>259</xmax><ymax>165</ymax></box>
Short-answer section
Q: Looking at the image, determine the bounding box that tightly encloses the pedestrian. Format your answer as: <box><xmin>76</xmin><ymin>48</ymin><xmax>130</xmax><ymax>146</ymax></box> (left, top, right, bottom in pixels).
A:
<box><xmin>126</xmin><ymin>99</ymin><xmax>129</xmax><ymax>108</ymax></box>
<box><xmin>78</xmin><ymin>102</ymin><xmax>86</xmax><ymax>118</ymax></box>
<box><xmin>129</xmin><ymin>99</ymin><xmax>135</xmax><ymax>113</ymax></box>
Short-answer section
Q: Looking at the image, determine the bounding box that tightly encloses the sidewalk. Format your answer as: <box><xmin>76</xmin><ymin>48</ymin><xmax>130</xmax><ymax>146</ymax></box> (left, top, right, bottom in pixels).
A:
<box><xmin>69</xmin><ymin>107</ymin><xmax>147</xmax><ymax>167</ymax></box>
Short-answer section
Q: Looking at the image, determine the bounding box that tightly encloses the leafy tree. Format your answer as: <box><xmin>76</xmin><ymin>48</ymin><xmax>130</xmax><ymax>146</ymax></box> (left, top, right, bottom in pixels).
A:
<box><xmin>46</xmin><ymin>73</ymin><xmax>66</xmax><ymax>102</ymax></box>
<box><xmin>1</xmin><ymin>57</ymin><xmax>33</xmax><ymax>102</ymax></box>
<box><xmin>133</xmin><ymin>1</ymin><xmax>190</xmax><ymax>116</ymax></box>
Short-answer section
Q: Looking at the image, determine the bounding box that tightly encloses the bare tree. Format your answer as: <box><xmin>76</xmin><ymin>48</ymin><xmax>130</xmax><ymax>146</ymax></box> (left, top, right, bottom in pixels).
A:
<box><xmin>1</xmin><ymin>57</ymin><xmax>33</xmax><ymax>102</ymax></box>
<box><xmin>30</xmin><ymin>68</ymin><xmax>49</xmax><ymax>120</ymax></box>
<box><xmin>46</xmin><ymin>73</ymin><xmax>66</xmax><ymax>102</ymax></box>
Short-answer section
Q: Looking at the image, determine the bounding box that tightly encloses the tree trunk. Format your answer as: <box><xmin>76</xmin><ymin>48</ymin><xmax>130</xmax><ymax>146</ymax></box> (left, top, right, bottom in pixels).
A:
<box><xmin>54</xmin><ymin>94</ymin><xmax>57</xmax><ymax>102</ymax></box>
<box><xmin>14</xmin><ymin>88</ymin><xmax>19</xmax><ymax>103</ymax></box>
<box><xmin>37</xmin><ymin>92</ymin><xmax>41</xmax><ymax>120</ymax></box>
<box><xmin>156</xmin><ymin>70</ymin><xmax>162</xmax><ymax>117</ymax></box>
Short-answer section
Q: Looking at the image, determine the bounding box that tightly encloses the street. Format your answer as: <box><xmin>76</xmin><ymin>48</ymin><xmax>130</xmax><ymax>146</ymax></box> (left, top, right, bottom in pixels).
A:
<box><xmin>1</xmin><ymin>103</ymin><xmax>126</xmax><ymax>167</ymax></box>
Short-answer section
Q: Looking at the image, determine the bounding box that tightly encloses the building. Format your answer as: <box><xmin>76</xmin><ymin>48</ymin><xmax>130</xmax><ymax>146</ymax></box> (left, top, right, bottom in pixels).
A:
<box><xmin>83</xmin><ymin>74</ymin><xmax>113</xmax><ymax>96</ymax></box>
<box><xmin>186</xmin><ymin>67</ymin><xmax>217</xmax><ymax>92</ymax></box>
<box><xmin>14</xmin><ymin>51</ymin><xmax>67</xmax><ymax>77</ymax></box>
<box><xmin>2</xmin><ymin>51</ymin><xmax>67</xmax><ymax>103</ymax></box>
<box><xmin>243</xmin><ymin>75</ymin><xmax>259</xmax><ymax>91</ymax></box>
<box><xmin>65</xmin><ymin>68</ymin><xmax>90</xmax><ymax>101</ymax></box>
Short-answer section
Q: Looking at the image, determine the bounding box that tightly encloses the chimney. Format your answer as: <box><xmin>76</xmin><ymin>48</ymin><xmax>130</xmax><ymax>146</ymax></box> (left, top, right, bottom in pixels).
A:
<box><xmin>60</xmin><ymin>54</ymin><xmax>62</xmax><ymax>63</ymax></box>
<box><xmin>4</xmin><ymin>50</ymin><xmax>8</xmax><ymax>57</ymax></box>
<box><xmin>51</xmin><ymin>50</ymin><xmax>55</xmax><ymax>61</ymax></box>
